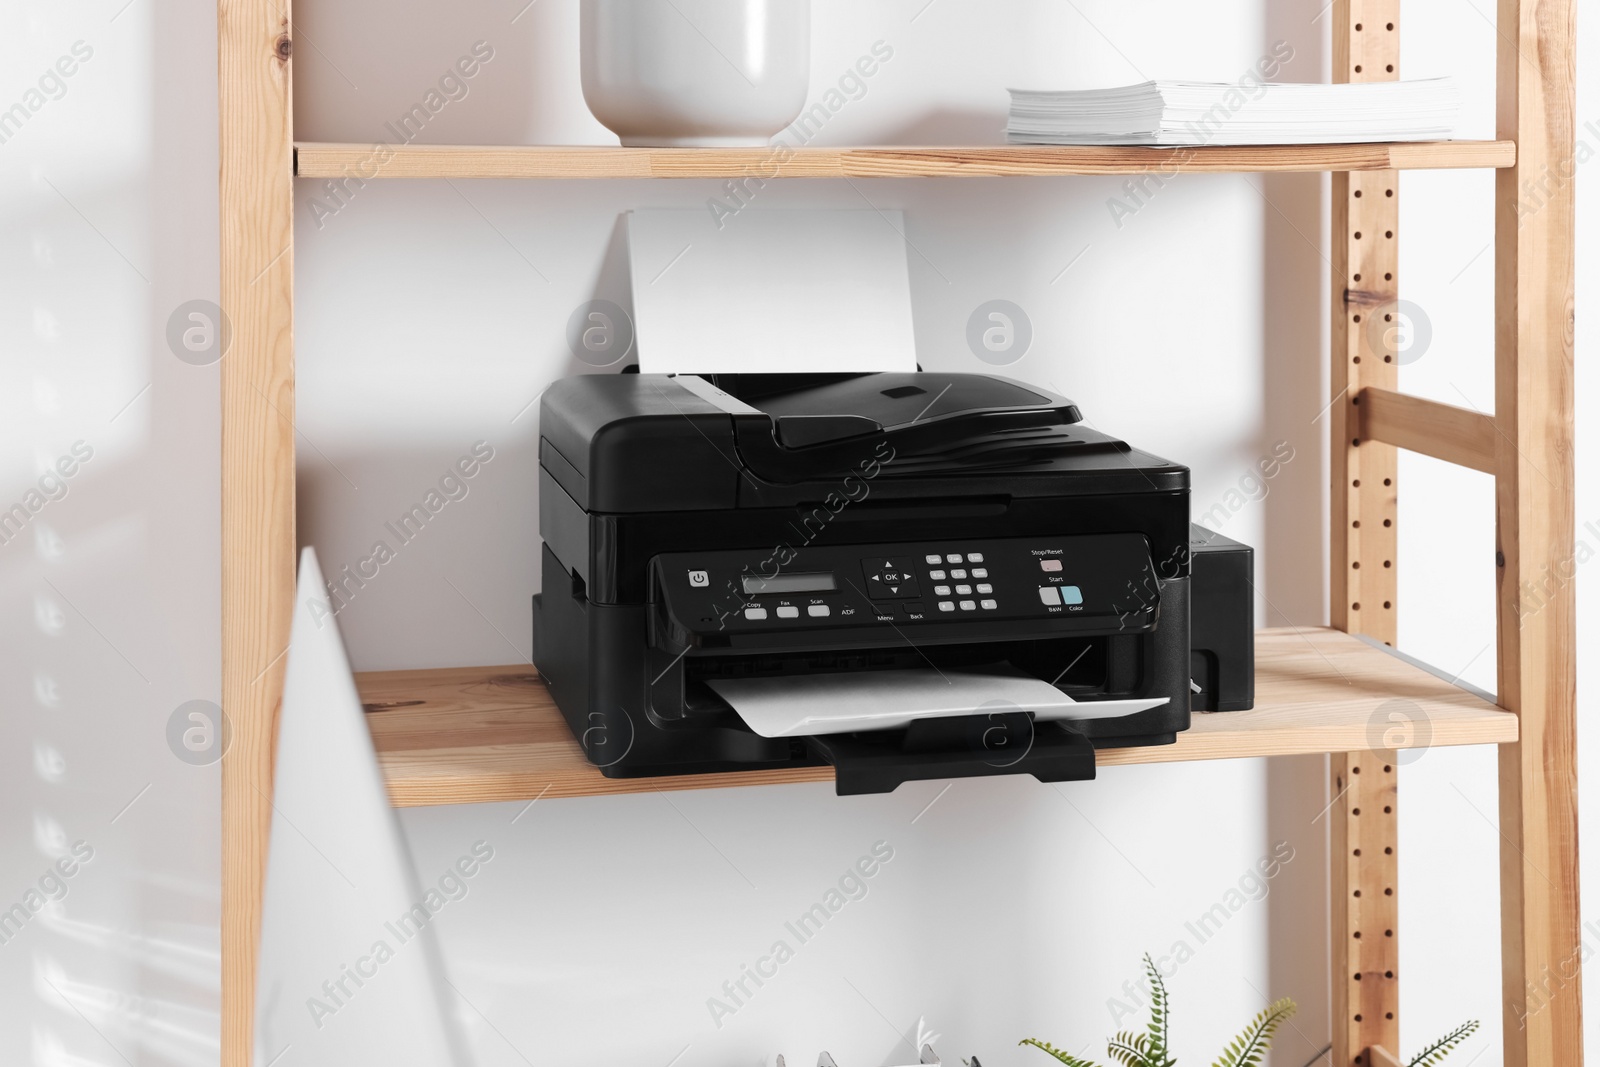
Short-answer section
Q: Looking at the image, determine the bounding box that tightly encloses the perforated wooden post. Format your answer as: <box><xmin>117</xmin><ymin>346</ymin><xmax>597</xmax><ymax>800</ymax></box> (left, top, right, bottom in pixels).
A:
<box><xmin>1329</xmin><ymin>2</ymin><xmax>1402</xmax><ymax>1065</ymax></box>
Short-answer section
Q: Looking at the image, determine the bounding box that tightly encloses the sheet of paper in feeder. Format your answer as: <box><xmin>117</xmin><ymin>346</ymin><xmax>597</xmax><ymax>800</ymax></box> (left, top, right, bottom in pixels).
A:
<box><xmin>628</xmin><ymin>208</ymin><xmax>917</xmax><ymax>375</ymax></box>
<box><xmin>708</xmin><ymin>667</ymin><xmax>1168</xmax><ymax>738</ymax></box>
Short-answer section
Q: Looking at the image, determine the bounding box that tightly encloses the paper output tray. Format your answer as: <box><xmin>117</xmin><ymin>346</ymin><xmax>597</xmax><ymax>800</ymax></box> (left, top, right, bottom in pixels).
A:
<box><xmin>706</xmin><ymin>668</ymin><xmax>1168</xmax><ymax>738</ymax></box>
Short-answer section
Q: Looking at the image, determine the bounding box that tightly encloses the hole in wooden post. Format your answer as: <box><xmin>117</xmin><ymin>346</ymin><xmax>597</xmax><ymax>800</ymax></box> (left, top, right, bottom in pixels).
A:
<box><xmin>1354</xmin><ymin>930</ymin><xmax>1363</xmax><ymax>938</ymax></box>
<box><xmin>1385</xmin><ymin>888</ymin><xmax>1393</xmax><ymax>896</ymax></box>
<box><xmin>1384</xmin><ymin>805</ymin><xmax>1392</xmax><ymax>812</ymax></box>
<box><xmin>1353</xmin><ymin>438</ymin><xmax>1361</xmax><ymax>446</ymax></box>
<box><xmin>1384</xmin><ymin>271</ymin><xmax>1393</xmax><ymax>279</ymax></box>
<box><xmin>1386</xmin><ymin>64</ymin><xmax>1394</xmax><ymax>72</ymax></box>
<box><xmin>1383</xmin><ymin>601</ymin><xmax>1391</xmax><ymax>609</ymax></box>
<box><xmin>1354</xmin><ymin>356</ymin><xmax>1363</xmax><ymax>363</ymax></box>
<box><xmin>1386</xmin><ymin>929</ymin><xmax>1394</xmax><ymax>936</ymax></box>
<box><xmin>1354</xmin><ymin>848</ymin><xmax>1362</xmax><ymax>856</ymax></box>
<box><xmin>1385</xmin><ymin>355</ymin><xmax>1394</xmax><ymax>363</ymax></box>
<box><xmin>1385</xmin><ymin>313</ymin><xmax>1393</xmax><ymax>322</ymax></box>
<box><xmin>1353</xmin><ymin>561</ymin><xmax>1362</xmax><ymax>569</ymax></box>
<box><xmin>1384</xmin><ymin>519</ymin><xmax>1392</xmax><ymax>527</ymax></box>
<box><xmin>1354</xmin><ymin>272</ymin><xmax>1362</xmax><ymax>281</ymax></box>
<box><xmin>1355</xmin><ymin>64</ymin><xmax>1364</xmax><ymax>73</ymax></box>
<box><xmin>1353</xmin><ymin>602</ymin><xmax>1361</xmax><ymax>611</ymax></box>
<box><xmin>1385</xmin><ymin>969</ymin><xmax>1394</xmax><ymax>977</ymax></box>
<box><xmin>1354</xmin><ymin>314</ymin><xmax>1363</xmax><ymax>322</ymax></box>
<box><xmin>1355</xmin><ymin>22</ymin><xmax>1363</xmax><ymax>29</ymax></box>
<box><xmin>1386</xmin><ymin>22</ymin><xmax>1394</xmax><ymax>29</ymax></box>
<box><xmin>1353</xmin><ymin>479</ymin><xmax>1362</xmax><ymax>488</ymax></box>
<box><xmin>1353</xmin><ymin>520</ymin><xmax>1361</xmax><ymax>528</ymax></box>
<box><xmin>1387</xmin><ymin>1012</ymin><xmax>1395</xmax><ymax>1020</ymax></box>
<box><xmin>1353</xmin><ymin>807</ymin><xmax>1362</xmax><ymax>815</ymax></box>
<box><xmin>1385</xmin><ymin>230</ymin><xmax>1394</xmax><ymax>238</ymax></box>
<box><xmin>1385</xmin><ymin>846</ymin><xmax>1393</xmax><ymax>854</ymax></box>
<box><xmin>1383</xmin><ymin>478</ymin><xmax>1392</xmax><ymax>486</ymax></box>
<box><xmin>1356</xmin><ymin>1014</ymin><xmax>1364</xmax><ymax>1022</ymax></box>
<box><xmin>1384</xmin><ymin>765</ymin><xmax>1392</xmax><ymax>772</ymax></box>
<box><xmin>1355</xmin><ymin>231</ymin><xmax>1363</xmax><ymax>239</ymax></box>
<box><xmin>1384</xmin><ymin>560</ymin><xmax>1392</xmax><ymax>568</ymax></box>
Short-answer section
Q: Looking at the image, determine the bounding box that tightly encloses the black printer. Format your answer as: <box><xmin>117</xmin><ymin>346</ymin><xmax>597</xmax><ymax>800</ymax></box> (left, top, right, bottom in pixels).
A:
<box><xmin>533</xmin><ymin>371</ymin><xmax>1194</xmax><ymax>794</ymax></box>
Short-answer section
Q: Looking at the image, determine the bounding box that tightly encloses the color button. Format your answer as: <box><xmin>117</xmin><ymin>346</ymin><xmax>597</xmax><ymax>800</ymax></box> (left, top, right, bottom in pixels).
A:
<box><xmin>938</xmin><ymin>601</ymin><xmax>955</xmax><ymax>612</ymax></box>
<box><xmin>1061</xmin><ymin>586</ymin><xmax>1084</xmax><ymax>606</ymax></box>
<box><xmin>745</xmin><ymin>607</ymin><xmax>769</xmax><ymax>620</ymax></box>
<box><xmin>1038</xmin><ymin>587</ymin><xmax>1061</xmax><ymax>606</ymax></box>
<box><xmin>807</xmin><ymin>604</ymin><xmax>830</xmax><ymax>617</ymax></box>
<box><xmin>980</xmin><ymin>599</ymin><xmax>997</xmax><ymax>610</ymax></box>
<box><xmin>1040</xmin><ymin>559</ymin><xmax>1063</xmax><ymax>572</ymax></box>
<box><xmin>776</xmin><ymin>606</ymin><xmax>799</xmax><ymax>618</ymax></box>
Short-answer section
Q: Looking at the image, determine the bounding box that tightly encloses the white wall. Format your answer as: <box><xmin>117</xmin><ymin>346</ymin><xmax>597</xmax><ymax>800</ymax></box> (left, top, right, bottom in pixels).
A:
<box><xmin>1</xmin><ymin>0</ymin><xmax>1592</xmax><ymax>1064</ymax></box>
<box><xmin>0</xmin><ymin>0</ymin><xmax>222</xmax><ymax>1063</ymax></box>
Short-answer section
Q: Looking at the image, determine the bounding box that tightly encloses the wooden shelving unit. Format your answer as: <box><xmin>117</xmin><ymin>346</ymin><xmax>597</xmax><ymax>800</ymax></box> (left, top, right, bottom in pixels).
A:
<box><xmin>293</xmin><ymin>139</ymin><xmax>1515</xmax><ymax>179</ymax></box>
<box><xmin>217</xmin><ymin>1</ymin><xmax>1579</xmax><ymax>1064</ymax></box>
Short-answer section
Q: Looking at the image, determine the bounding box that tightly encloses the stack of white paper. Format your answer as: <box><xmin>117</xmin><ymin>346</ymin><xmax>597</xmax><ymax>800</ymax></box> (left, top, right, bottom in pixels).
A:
<box><xmin>1006</xmin><ymin>78</ymin><xmax>1460</xmax><ymax>146</ymax></box>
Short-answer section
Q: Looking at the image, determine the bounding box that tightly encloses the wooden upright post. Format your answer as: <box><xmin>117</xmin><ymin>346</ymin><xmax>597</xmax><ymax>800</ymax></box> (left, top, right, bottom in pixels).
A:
<box><xmin>218</xmin><ymin>0</ymin><xmax>296</xmax><ymax>1063</ymax></box>
<box><xmin>1493</xmin><ymin>0</ymin><xmax>1581</xmax><ymax>1062</ymax></box>
<box><xmin>1328</xmin><ymin>2</ymin><xmax>1402</xmax><ymax>1065</ymax></box>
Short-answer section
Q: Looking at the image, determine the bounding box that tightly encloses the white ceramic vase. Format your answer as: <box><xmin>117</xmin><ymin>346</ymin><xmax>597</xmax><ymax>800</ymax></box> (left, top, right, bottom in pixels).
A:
<box><xmin>581</xmin><ymin>0</ymin><xmax>812</xmax><ymax>147</ymax></box>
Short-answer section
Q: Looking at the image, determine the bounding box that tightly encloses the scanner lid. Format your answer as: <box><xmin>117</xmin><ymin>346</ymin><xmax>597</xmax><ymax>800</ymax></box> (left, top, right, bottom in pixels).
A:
<box><xmin>698</xmin><ymin>371</ymin><xmax>1081</xmax><ymax>449</ymax></box>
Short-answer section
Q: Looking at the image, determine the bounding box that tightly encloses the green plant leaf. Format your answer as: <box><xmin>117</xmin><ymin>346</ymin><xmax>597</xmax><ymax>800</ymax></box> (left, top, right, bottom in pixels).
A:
<box><xmin>1407</xmin><ymin>1020</ymin><xmax>1480</xmax><ymax>1066</ymax></box>
<box><xmin>1019</xmin><ymin>1038</ymin><xmax>1107</xmax><ymax>1067</ymax></box>
<box><xmin>1107</xmin><ymin>1031</ymin><xmax>1150</xmax><ymax>1067</ymax></box>
<box><xmin>1210</xmin><ymin>998</ymin><xmax>1297</xmax><ymax>1067</ymax></box>
<box><xmin>1143</xmin><ymin>954</ymin><xmax>1175</xmax><ymax>1066</ymax></box>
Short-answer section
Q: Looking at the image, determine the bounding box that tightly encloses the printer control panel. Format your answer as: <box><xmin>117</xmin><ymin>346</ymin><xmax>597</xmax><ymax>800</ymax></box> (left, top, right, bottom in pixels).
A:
<box><xmin>651</xmin><ymin>533</ymin><xmax>1160</xmax><ymax>641</ymax></box>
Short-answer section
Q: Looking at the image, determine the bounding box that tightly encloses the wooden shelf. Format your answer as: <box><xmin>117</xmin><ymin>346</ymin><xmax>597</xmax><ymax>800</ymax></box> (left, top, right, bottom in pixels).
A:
<box><xmin>295</xmin><ymin>140</ymin><xmax>1515</xmax><ymax>180</ymax></box>
<box><xmin>359</xmin><ymin>627</ymin><xmax>1516</xmax><ymax>808</ymax></box>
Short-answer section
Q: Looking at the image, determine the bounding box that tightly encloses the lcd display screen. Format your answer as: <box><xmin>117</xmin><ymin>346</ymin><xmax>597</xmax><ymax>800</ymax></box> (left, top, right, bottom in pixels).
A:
<box><xmin>741</xmin><ymin>572</ymin><xmax>838</xmax><ymax>595</ymax></box>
